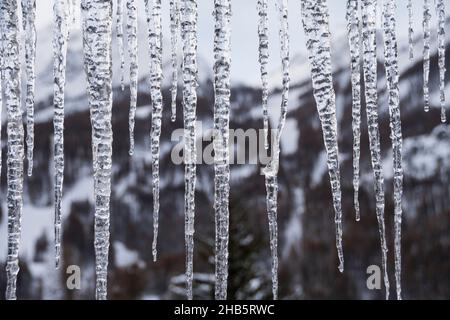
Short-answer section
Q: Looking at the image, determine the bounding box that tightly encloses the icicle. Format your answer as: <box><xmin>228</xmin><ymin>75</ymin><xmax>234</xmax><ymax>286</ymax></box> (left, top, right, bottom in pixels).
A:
<box><xmin>435</xmin><ymin>0</ymin><xmax>446</xmax><ymax>123</ymax></box>
<box><xmin>53</xmin><ymin>0</ymin><xmax>70</xmax><ymax>270</ymax></box>
<box><xmin>213</xmin><ymin>0</ymin><xmax>232</xmax><ymax>301</ymax></box>
<box><xmin>261</xmin><ymin>0</ymin><xmax>289</xmax><ymax>300</ymax></box>
<box><xmin>116</xmin><ymin>0</ymin><xmax>125</xmax><ymax>91</ymax></box>
<box><xmin>145</xmin><ymin>0</ymin><xmax>163</xmax><ymax>262</ymax></box>
<box><xmin>21</xmin><ymin>0</ymin><xmax>36</xmax><ymax>177</ymax></box>
<box><xmin>126</xmin><ymin>0</ymin><xmax>138</xmax><ymax>156</ymax></box>
<box><xmin>382</xmin><ymin>0</ymin><xmax>404</xmax><ymax>301</ymax></box>
<box><xmin>301</xmin><ymin>0</ymin><xmax>344</xmax><ymax>273</ymax></box>
<box><xmin>81</xmin><ymin>0</ymin><xmax>113</xmax><ymax>300</ymax></box>
<box><xmin>1</xmin><ymin>0</ymin><xmax>25</xmax><ymax>300</ymax></box>
<box><xmin>69</xmin><ymin>0</ymin><xmax>77</xmax><ymax>27</ymax></box>
<box><xmin>408</xmin><ymin>0</ymin><xmax>414</xmax><ymax>60</ymax></box>
<box><xmin>170</xmin><ymin>0</ymin><xmax>179</xmax><ymax>122</ymax></box>
<box><xmin>346</xmin><ymin>0</ymin><xmax>362</xmax><ymax>222</ymax></box>
<box><xmin>257</xmin><ymin>0</ymin><xmax>270</xmax><ymax>150</ymax></box>
<box><xmin>180</xmin><ymin>0</ymin><xmax>198</xmax><ymax>300</ymax></box>
<box><xmin>0</xmin><ymin>41</ymin><xmax>2</xmax><ymax>178</ymax></box>
<box><xmin>423</xmin><ymin>0</ymin><xmax>431</xmax><ymax>112</ymax></box>
<box><xmin>361</xmin><ymin>0</ymin><xmax>389</xmax><ymax>299</ymax></box>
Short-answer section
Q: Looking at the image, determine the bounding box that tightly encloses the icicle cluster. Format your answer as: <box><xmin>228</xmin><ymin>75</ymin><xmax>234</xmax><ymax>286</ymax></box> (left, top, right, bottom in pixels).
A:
<box><xmin>116</xmin><ymin>0</ymin><xmax>125</xmax><ymax>91</ymax></box>
<box><xmin>1</xmin><ymin>0</ymin><xmax>25</xmax><ymax>301</ymax></box>
<box><xmin>180</xmin><ymin>0</ymin><xmax>198</xmax><ymax>300</ymax></box>
<box><xmin>257</xmin><ymin>0</ymin><xmax>269</xmax><ymax>150</ymax></box>
<box><xmin>301</xmin><ymin>0</ymin><xmax>344</xmax><ymax>273</ymax></box>
<box><xmin>346</xmin><ymin>0</ymin><xmax>362</xmax><ymax>222</ymax></box>
<box><xmin>53</xmin><ymin>0</ymin><xmax>70</xmax><ymax>270</ymax></box>
<box><xmin>435</xmin><ymin>0</ymin><xmax>446</xmax><ymax>123</ymax></box>
<box><xmin>81</xmin><ymin>0</ymin><xmax>114</xmax><ymax>300</ymax></box>
<box><xmin>170</xmin><ymin>0</ymin><xmax>180</xmax><ymax>122</ymax></box>
<box><xmin>213</xmin><ymin>0</ymin><xmax>232</xmax><ymax>301</ymax></box>
<box><xmin>423</xmin><ymin>0</ymin><xmax>431</xmax><ymax>112</ymax></box>
<box><xmin>382</xmin><ymin>0</ymin><xmax>404</xmax><ymax>301</ymax></box>
<box><xmin>22</xmin><ymin>0</ymin><xmax>36</xmax><ymax>177</ymax></box>
<box><xmin>361</xmin><ymin>0</ymin><xmax>389</xmax><ymax>299</ymax></box>
<box><xmin>145</xmin><ymin>0</ymin><xmax>163</xmax><ymax>262</ymax></box>
<box><xmin>127</xmin><ymin>0</ymin><xmax>138</xmax><ymax>155</ymax></box>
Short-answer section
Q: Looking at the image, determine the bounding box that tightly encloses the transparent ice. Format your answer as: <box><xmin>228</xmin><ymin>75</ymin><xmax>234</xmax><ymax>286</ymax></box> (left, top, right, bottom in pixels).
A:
<box><xmin>213</xmin><ymin>0</ymin><xmax>232</xmax><ymax>301</ymax></box>
<box><xmin>81</xmin><ymin>0</ymin><xmax>114</xmax><ymax>300</ymax></box>
<box><xmin>301</xmin><ymin>0</ymin><xmax>344</xmax><ymax>273</ymax></box>
<box><xmin>362</xmin><ymin>0</ymin><xmax>389</xmax><ymax>299</ymax></box>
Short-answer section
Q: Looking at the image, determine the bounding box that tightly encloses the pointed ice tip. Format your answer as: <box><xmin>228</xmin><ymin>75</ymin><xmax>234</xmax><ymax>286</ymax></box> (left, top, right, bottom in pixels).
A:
<box><xmin>355</xmin><ymin>216</ymin><xmax>360</xmax><ymax>222</ymax></box>
<box><xmin>171</xmin><ymin>115</ymin><xmax>176</xmax><ymax>122</ymax></box>
<box><xmin>338</xmin><ymin>263</ymin><xmax>344</xmax><ymax>273</ymax></box>
<box><xmin>128</xmin><ymin>148</ymin><xmax>134</xmax><ymax>156</ymax></box>
<box><xmin>152</xmin><ymin>250</ymin><xmax>157</xmax><ymax>263</ymax></box>
<box><xmin>27</xmin><ymin>167</ymin><xmax>33</xmax><ymax>177</ymax></box>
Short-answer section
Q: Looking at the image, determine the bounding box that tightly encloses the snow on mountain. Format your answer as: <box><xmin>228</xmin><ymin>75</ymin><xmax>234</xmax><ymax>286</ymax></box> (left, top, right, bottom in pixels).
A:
<box><xmin>30</xmin><ymin>20</ymin><xmax>212</xmax><ymax>123</ymax></box>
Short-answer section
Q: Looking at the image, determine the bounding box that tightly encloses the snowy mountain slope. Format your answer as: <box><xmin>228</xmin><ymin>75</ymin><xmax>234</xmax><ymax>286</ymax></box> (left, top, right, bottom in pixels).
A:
<box><xmin>25</xmin><ymin>21</ymin><xmax>212</xmax><ymax>124</ymax></box>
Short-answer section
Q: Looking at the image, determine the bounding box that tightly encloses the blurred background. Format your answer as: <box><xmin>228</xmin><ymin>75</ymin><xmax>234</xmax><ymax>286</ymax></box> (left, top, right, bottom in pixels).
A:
<box><xmin>0</xmin><ymin>0</ymin><xmax>449</xmax><ymax>299</ymax></box>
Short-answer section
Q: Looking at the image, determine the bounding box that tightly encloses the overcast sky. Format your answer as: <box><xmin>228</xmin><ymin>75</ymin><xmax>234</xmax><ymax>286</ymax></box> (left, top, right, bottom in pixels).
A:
<box><xmin>35</xmin><ymin>0</ymin><xmax>429</xmax><ymax>86</ymax></box>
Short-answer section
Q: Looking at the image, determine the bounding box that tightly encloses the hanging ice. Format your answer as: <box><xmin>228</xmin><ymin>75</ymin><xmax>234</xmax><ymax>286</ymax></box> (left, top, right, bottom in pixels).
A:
<box><xmin>301</xmin><ymin>0</ymin><xmax>344</xmax><ymax>273</ymax></box>
<box><xmin>53</xmin><ymin>0</ymin><xmax>70</xmax><ymax>270</ymax></box>
<box><xmin>21</xmin><ymin>0</ymin><xmax>36</xmax><ymax>177</ymax></box>
<box><xmin>213</xmin><ymin>0</ymin><xmax>232</xmax><ymax>301</ymax></box>
<box><xmin>0</xmin><ymin>41</ymin><xmax>2</xmax><ymax>178</ymax></box>
<box><xmin>81</xmin><ymin>0</ymin><xmax>114</xmax><ymax>300</ymax></box>
<box><xmin>408</xmin><ymin>0</ymin><xmax>414</xmax><ymax>60</ymax></box>
<box><xmin>69</xmin><ymin>0</ymin><xmax>78</xmax><ymax>27</ymax></box>
<box><xmin>116</xmin><ymin>0</ymin><xmax>125</xmax><ymax>91</ymax></box>
<box><xmin>361</xmin><ymin>0</ymin><xmax>389</xmax><ymax>299</ymax></box>
<box><xmin>261</xmin><ymin>0</ymin><xmax>289</xmax><ymax>300</ymax></box>
<box><xmin>126</xmin><ymin>0</ymin><xmax>138</xmax><ymax>155</ymax></box>
<box><xmin>145</xmin><ymin>0</ymin><xmax>163</xmax><ymax>262</ymax></box>
<box><xmin>257</xmin><ymin>0</ymin><xmax>269</xmax><ymax>150</ymax></box>
<box><xmin>345</xmin><ymin>0</ymin><xmax>362</xmax><ymax>221</ymax></box>
<box><xmin>435</xmin><ymin>0</ymin><xmax>446</xmax><ymax>123</ymax></box>
<box><xmin>423</xmin><ymin>0</ymin><xmax>431</xmax><ymax>112</ymax></box>
<box><xmin>1</xmin><ymin>0</ymin><xmax>25</xmax><ymax>300</ymax></box>
<box><xmin>382</xmin><ymin>0</ymin><xmax>404</xmax><ymax>301</ymax></box>
<box><xmin>180</xmin><ymin>0</ymin><xmax>198</xmax><ymax>300</ymax></box>
<box><xmin>170</xmin><ymin>0</ymin><xmax>179</xmax><ymax>122</ymax></box>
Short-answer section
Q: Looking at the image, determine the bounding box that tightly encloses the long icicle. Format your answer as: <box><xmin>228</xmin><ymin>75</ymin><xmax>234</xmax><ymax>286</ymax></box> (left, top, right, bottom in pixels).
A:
<box><xmin>126</xmin><ymin>0</ymin><xmax>138</xmax><ymax>155</ymax></box>
<box><xmin>170</xmin><ymin>0</ymin><xmax>180</xmax><ymax>122</ymax></box>
<box><xmin>262</xmin><ymin>0</ymin><xmax>290</xmax><ymax>300</ymax></box>
<box><xmin>1</xmin><ymin>0</ymin><xmax>25</xmax><ymax>301</ymax></box>
<box><xmin>81</xmin><ymin>0</ymin><xmax>114</xmax><ymax>300</ymax></box>
<box><xmin>53</xmin><ymin>0</ymin><xmax>70</xmax><ymax>270</ymax></box>
<box><xmin>116</xmin><ymin>0</ymin><xmax>125</xmax><ymax>91</ymax></box>
<box><xmin>145</xmin><ymin>0</ymin><xmax>163</xmax><ymax>262</ymax></box>
<box><xmin>435</xmin><ymin>0</ymin><xmax>446</xmax><ymax>123</ymax></box>
<box><xmin>423</xmin><ymin>0</ymin><xmax>431</xmax><ymax>112</ymax></box>
<box><xmin>180</xmin><ymin>0</ymin><xmax>198</xmax><ymax>300</ymax></box>
<box><xmin>257</xmin><ymin>0</ymin><xmax>270</xmax><ymax>150</ymax></box>
<box><xmin>382</xmin><ymin>0</ymin><xmax>404</xmax><ymax>301</ymax></box>
<box><xmin>213</xmin><ymin>0</ymin><xmax>232</xmax><ymax>300</ymax></box>
<box><xmin>407</xmin><ymin>0</ymin><xmax>414</xmax><ymax>60</ymax></box>
<box><xmin>346</xmin><ymin>0</ymin><xmax>362</xmax><ymax>221</ymax></box>
<box><xmin>0</xmin><ymin>35</ymin><xmax>2</xmax><ymax>179</ymax></box>
<box><xmin>21</xmin><ymin>0</ymin><xmax>36</xmax><ymax>177</ymax></box>
<box><xmin>361</xmin><ymin>0</ymin><xmax>389</xmax><ymax>299</ymax></box>
<box><xmin>301</xmin><ymin>0</ymin><xmax>344</xmax><ymax>273</ymax></box>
